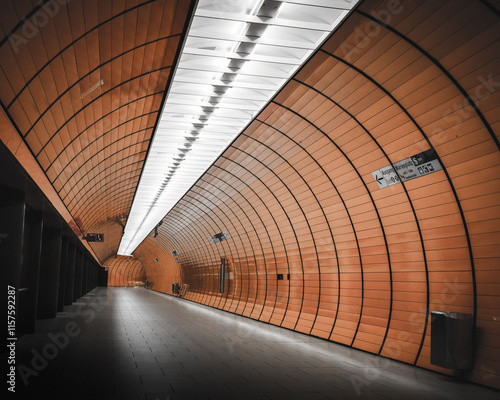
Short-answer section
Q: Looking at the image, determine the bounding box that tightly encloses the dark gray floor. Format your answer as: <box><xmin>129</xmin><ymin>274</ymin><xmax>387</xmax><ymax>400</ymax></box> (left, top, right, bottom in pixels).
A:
<box><xmin>12</xmin><ymin>287</ymin><xmax>499</xmax><ymax>399</ymax></box>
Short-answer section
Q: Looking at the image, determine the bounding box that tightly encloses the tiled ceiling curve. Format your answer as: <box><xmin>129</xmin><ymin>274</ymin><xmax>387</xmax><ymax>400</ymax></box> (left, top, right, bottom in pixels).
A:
<box><xmin>0</xmin><ymin>0</ymin><xmax>196</xmax><ymax>263</ymax></box>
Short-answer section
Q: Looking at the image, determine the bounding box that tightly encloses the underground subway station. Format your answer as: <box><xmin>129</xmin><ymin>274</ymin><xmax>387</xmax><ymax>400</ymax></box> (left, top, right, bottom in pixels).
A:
<box><xmin>1</xmin><ymin>0</ymin><xmax>499</xmax><ymax>399</ymax></box>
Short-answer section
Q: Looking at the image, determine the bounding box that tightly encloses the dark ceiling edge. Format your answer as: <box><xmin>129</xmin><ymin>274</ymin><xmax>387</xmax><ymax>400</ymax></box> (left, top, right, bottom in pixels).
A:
<box><xmin>0</xmin><ymin>0</ymin><xmax>52</xmax><ymax>48</ymax></box>
<box><xmin>479</xmin><ymin>0</ymin><xmax>500</xmax><ymax>16</ymax></box>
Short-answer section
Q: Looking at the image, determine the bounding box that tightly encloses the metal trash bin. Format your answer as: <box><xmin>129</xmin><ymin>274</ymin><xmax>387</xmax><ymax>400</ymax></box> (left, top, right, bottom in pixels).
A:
<box><xmin>430</xmin><ymin>311</ymin><xmax>474</xmax><ymax>369</ymax></box>
<box><xmin>172</xmin><ymin>282</ymin><xmax>179</xmax><ymax>295</ymax></box>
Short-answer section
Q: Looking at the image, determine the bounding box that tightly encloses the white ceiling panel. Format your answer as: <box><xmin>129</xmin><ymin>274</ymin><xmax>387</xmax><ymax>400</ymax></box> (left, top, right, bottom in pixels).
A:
<box><xmin>118</xmin><ymin>0</ymin><xmax>359</xmax><ymax>256</ymax></box>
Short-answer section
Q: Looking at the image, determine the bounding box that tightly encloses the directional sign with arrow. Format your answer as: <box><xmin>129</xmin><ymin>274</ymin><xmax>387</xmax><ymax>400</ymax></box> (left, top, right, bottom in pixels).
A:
<box><xmin>372</xmin><ymin>149</ymin><xmax>442</xmax><ymax>189</ymax></box>
<box><xmin>372</xmin><ymin>165</ymin><xmax>399</xmax><ymax>189</ymax></box>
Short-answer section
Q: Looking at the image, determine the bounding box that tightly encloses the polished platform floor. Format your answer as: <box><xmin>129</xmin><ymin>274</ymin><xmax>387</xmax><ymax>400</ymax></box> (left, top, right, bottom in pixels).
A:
<box><xmin>13</xmin><ymin>287</ymin><xmax>499</xmax><ymax>400</ymax></box>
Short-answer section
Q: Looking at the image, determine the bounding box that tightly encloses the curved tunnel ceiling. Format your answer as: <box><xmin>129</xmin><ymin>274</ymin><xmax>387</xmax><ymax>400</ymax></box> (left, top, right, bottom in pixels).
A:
<box><xmin>118</xmin><ymin>0</ymin><xmax>361</xmax><ymax>256</ymax></box>
<box><xmin>0</xmin><ymin>0</ymin><xmax>196</xmax><ymax>263</ymax></box>
<box><xmin>0</xmin><ymin>0</ymin><xmax>499</xmax><ymax>391</ymax></box>
<box><xmin>105</xmin><ymin>255</ymin><xmax>146</xmax><ymax>287</ymax></box>
<box><xmin>135</xmin><ymin>0</ymin><xmax>500</xmax><ymax>390</ymax></box>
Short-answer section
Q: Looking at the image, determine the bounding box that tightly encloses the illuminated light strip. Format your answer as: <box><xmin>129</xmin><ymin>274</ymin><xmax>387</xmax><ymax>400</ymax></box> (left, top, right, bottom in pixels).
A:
<box><xmin>118</xmin><ymin>0</ymin><xmax>359</xmax><ymax>256</ymax></box>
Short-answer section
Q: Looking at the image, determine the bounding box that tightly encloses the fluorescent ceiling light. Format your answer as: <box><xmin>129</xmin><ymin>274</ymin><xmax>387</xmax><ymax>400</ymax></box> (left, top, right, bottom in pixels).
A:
<box><xmin>118</xmin><ymin>0</ymin><xmax>359</xmax><ymax>256</ymax></box>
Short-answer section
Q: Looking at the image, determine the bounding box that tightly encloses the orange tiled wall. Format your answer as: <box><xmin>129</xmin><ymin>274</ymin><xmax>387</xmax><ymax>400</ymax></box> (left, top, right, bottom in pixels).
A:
<box><xmin>134</xmin><ymin>0</ymin><xmax>500</xmax><ymax>389</ymax></box>
<box><xmin>105</xmin><ymin>255</ymin><xmax>145</xmax><ymax>287</ymax></box>
<box><xmin>133</xmin><ymin>238</ymin><xmax>183</xmax><ymax>295</ymax></box>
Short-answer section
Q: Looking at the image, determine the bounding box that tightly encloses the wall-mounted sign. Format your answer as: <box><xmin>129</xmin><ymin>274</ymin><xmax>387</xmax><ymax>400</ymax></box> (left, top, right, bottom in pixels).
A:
<box><xmin>372</xmin><ymin>149</ymin><xmax>442</xmax><ymax>189</ymax></box>
<box><xmin>85</xmin><ymin>233</ymin><xmax>104</xmax><ymax>242</ymax></box>
<box><xmin>210</xmin><ymin>231</ymin><xmax>230</xmax><ymax>244</ymax></box>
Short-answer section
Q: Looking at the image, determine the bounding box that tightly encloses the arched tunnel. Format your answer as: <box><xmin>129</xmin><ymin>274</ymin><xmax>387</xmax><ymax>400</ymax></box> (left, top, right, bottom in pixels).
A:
<box><xmin>1</xmin><ymin>0</ymin><xmax>499</xmax><ymax>397</ymax></box>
